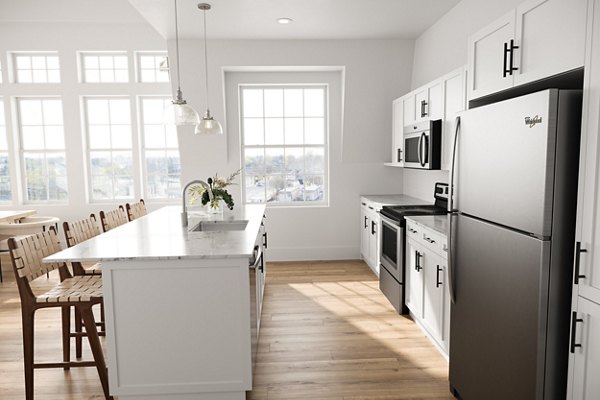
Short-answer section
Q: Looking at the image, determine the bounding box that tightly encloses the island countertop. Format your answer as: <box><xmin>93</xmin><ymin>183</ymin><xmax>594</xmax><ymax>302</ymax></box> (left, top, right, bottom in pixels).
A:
<box><xmin>44</xmin><ymin>204</ymin><xmax>266</xmax><ymax>263</ymax></box>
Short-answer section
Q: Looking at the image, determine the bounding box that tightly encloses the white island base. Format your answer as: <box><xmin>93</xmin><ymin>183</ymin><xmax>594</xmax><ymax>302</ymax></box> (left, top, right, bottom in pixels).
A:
<box><xmin>103</xmin><ymin>258</ymin><xmax>251</xmax><ymax>400</ymax></box>
<box><xmin>44</xmin><ymin>205</ymin><xmax>267</xmax><ymax>400</ymax></box>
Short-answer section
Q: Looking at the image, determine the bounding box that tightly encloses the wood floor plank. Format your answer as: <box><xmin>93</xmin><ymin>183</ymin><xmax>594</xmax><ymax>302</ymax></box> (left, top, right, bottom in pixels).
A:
<box><xmin>0</xmin><ymin>260</ymin><xmax>453</xmax><ymax>399</ymax></box>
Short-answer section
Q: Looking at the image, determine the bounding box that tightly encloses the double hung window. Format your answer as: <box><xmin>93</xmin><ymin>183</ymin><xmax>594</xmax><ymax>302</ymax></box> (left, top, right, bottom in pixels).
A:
<box><xmin>16</xmin><ymin>98</ymin><xmax>68</xmax><ymax>201</ymax></box>
<box><xmin>240</xmin><ymin>85</ymin><xmax>328</xmax><ymax>205</ymax></box>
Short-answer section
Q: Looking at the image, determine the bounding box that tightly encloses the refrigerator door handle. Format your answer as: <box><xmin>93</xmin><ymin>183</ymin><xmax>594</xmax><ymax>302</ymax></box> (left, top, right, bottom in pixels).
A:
<box><xmin>447</xmin><ymin>115</ymin><xmax>461</xmax><ymax>304</ymax></box>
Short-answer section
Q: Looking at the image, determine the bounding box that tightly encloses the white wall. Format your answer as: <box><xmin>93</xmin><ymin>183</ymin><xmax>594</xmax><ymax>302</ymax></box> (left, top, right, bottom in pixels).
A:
<box><xmin>173</xmin><ymin>39</ymin><xmax>413</xmax><ymax>260</ymax></box>
<box><xmin>0</xmin><ymin>21</ymin><xmax>169</xmax><ymax>224</ymax></box>
<box><xmin>403</xmin><ymin>0</ymin><xmax>523</xmax><ymax>200</ymax></box>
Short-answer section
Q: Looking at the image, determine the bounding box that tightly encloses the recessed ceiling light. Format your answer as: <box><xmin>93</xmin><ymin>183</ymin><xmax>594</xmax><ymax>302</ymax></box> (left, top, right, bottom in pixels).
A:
<box><xmin>277</xmin><ymin>18</ymin><xmax>293</xmax><ymax>24</ymax></box>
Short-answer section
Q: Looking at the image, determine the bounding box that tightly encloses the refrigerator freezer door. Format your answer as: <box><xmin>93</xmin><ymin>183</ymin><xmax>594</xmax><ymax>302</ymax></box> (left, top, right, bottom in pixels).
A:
<box><xmin>449</xmin><ymin>214</ymin><xmax>550</xmax><ymax>400</ymax></box>
<box><xmin>457</xmin><ymin>89</ymin><xmax>558</xmax><ymax>237</ymax></box>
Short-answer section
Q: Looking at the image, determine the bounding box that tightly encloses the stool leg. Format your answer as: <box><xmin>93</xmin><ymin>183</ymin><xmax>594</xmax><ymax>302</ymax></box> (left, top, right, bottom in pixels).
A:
<box><xmin>21</xmin><ymin>307</ymin><xmax>35</xmax><ymax>400</ymax></box>
<box><xmin>0</xmin><ymin>256</ymin><xmax>3</xmax><ymax>283</ymax></box>
<box><xmin>61</xmin><ymin>306</ymin><xmax>71</xmax><ymax>369</ymax></box>
<box><xmin>75</xmin><ymin>307</ymin><xmax>83</xmax><ymax>358</ymax></box>
<box><xmin>80</xmin><ymin>304</ymin><xmax>112</xmax><ymax>400</ymax></box>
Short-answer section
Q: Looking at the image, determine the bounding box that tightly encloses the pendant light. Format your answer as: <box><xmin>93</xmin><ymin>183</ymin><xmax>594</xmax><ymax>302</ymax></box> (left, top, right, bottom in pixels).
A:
<box><xmin>164</xmin><ymin>0</ymin><xmax>200</xmax><ymax>126</ymax></box>
<box><xmin>195</xmin><ymin>3</ymin><xmax>223</xmax><ymax>135</ymax></box>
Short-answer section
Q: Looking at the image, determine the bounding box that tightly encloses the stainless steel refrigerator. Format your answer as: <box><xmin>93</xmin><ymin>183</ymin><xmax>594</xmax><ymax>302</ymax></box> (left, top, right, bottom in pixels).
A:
<box><xmin>448</xmin><ymin>89</ymin><xmax>582</xmax><ymax>400</ymax></box>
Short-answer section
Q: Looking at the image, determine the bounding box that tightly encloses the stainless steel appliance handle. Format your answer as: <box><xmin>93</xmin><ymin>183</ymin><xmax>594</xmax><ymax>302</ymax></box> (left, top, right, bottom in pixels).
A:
<box><xmin>420</xmin><ymin>133</ymin><xmax>427</xmax><ymax>167</ymax></box>
<box><xmin>417</xmin><ymin>135</ymin><xmax>423</xmax><ymax>166</ymax></box>
<box><xmin>447</xmin><ymin>115</ymin><xmax>461</xmax><ymax>304</ymax></box>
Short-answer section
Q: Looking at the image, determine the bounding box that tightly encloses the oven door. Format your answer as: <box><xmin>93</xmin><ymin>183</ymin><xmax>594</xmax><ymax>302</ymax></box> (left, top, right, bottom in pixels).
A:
<box><xmin>380</xmin><ymin>215</ymin><xmax>403</xmax><ymax>282</ymax></box>
<box><xmin>404</xmin><ymin>131</ymin><xmax>430</xmax><ymax>169</ymax></box>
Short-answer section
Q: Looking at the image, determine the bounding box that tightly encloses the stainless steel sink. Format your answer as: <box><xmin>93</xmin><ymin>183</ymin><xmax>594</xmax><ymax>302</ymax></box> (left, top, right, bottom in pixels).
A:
<box><xmin>189</xmin><ymin>220</ymin><xmax>248</xmax><ymax>232</ymax></box>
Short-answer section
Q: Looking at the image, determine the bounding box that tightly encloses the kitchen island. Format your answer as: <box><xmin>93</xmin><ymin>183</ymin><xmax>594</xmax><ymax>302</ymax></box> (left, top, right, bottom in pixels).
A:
<box><xmin>44</xmin><ymin>204</ymin><xmax>267</xmax><ymax>400</ymax></box>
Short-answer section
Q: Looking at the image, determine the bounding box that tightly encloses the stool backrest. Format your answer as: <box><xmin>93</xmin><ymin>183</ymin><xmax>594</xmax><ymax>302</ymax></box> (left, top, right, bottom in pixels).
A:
<box><xmin>8</xmin><ymin>229</ymin><xmax>67</xmax><ymax>283</ymax></box>
<box><xmin>63</xmin><ymin>214</ymin><xmax>101</xmax><ymax>248</ymax></box>
<box><xmin>125</xmin><ymin>199</ymin><xmax>147</xmax><ymax>221</ymax></box>
<box><xmin>99</xmin><ymin>206</ymin><xmax>128</xmax><ymax>232</ymax></box>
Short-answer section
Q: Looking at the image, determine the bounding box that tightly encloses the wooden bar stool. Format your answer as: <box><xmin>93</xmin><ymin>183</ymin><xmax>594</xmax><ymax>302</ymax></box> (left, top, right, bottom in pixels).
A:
<box><xmin>8</xmin><ymin>230</ymin><xmax>112</xmax><ymax>400</ymax></box>
<box><xmin>99</xmin><ymin>205</ymin><xmax>128</xmax><ymax>232</ymax></box>
<box><xmin>63</xmin><ymin>214</ymin><xmax>105</xmax><ymax>358</ymax></box>
<box><xmin>125</xmin><ymin>198</ymin><xmax>147</xmax><ymax>221</ymax></box>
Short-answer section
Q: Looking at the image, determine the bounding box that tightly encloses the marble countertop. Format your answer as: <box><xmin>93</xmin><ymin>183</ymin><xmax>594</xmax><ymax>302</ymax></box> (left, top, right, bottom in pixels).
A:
<box><xmin>360</xmin><ymin>194</ymin><xmax>431</xmax><ymax>209</ymax></box>
<box><xmin>405</xmin><ymin>215</ymin><xmax>449</xmax><ymax>237</ymax></box>
<box><xmin>44</xmin><ymin>205</ymin><xmax>266</xmax><ymax>262</ymax></box>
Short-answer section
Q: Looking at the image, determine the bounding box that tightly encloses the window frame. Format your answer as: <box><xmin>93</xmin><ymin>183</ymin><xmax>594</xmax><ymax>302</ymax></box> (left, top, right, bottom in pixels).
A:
<box><xmin>135</xmin><ymin>51</ymin><xmax>170</xmax><ymax>83</ymax></box>
<box><xmin>82</xmin><ymin>95</ymin><xmax>135</xmax><ymax>203</ymax></box>
<box><xmin>239</xmin><ymin>84</ymin><xmax>329</xmax><ymax>208</ymax></box>
<box><xmin>10</xmin><ymin>51</ymin><xmax>61</xmax><ymax>84</ymax></box>
<box><xmin>137</xmin><ymin>95</ymin><xmax>181</xmax><ymax>201</ymax></box>
<box><xmin>78</xmin><ymin>51</ymin><xmax>130</xmax><ymax>83</ymax></box>
<box><xmin>15</xmin><ymin>96</ymin><xmax>69</xmax><ymax>204</ymax></box>
<box><xmin>0</xmin><ymin>97</ymin><xmax>11</xmax><ymax>202</ymax></box>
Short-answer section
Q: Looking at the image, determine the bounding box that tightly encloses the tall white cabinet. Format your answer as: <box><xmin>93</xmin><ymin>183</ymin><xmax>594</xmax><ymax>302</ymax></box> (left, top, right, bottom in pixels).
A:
<box><xmin>568</xmin><ymin>0</ymin><xmax>600</xmax><ymax>399</ymax></box>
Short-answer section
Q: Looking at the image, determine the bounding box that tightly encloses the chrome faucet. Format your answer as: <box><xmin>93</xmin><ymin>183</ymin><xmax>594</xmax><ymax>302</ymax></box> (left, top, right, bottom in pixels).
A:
<box><xmin>181</xmin><ymin>179</ymin><xmax>214</xmax><ymax>226</ymax></box>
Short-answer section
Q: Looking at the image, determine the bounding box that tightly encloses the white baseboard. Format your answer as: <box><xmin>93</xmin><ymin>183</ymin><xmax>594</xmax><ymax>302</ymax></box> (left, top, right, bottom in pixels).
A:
<box><xmin>267</xmin><ymin>245</ymin><xmax>359</xmax><ymax>261</ymax></box>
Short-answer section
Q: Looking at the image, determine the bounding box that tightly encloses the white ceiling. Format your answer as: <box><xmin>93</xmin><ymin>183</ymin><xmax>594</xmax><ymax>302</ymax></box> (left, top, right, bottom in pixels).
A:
<box><xmin>130</xmin><ymin>0</ymin><xmax>462</xmax><ymax>40</ymax></box>
<box><xmin>0</xmin><ymin>0</ymin><xmax>462</xmax><ymax>40</ymax></box>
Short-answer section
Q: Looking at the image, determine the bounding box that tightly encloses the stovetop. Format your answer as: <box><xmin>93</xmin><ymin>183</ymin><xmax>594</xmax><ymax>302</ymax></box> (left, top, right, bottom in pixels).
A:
<box><xmin>380</xmin><ymin>182</ymin><xmax>449</xmax><ymax>224</ymax></box>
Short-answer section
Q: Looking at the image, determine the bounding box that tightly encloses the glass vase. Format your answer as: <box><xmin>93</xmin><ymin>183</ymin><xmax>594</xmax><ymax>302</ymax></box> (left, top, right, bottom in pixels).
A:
<box><xmin>208</xmin><ymin>198</ymin><xmax>223</xmax><ymax>214</ymax></box>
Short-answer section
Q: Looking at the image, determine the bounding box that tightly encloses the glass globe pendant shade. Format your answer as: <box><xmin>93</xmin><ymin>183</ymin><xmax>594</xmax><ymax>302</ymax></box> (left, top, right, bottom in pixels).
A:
<box><xmin>195</xmin><ymin>109</ymin><xmax>223</xmax><ymax>135</ymax></box>
<box><xmin>164</xmin><ymin>89</ymin><xmax>200</xmax><ymax>126</ymax></box>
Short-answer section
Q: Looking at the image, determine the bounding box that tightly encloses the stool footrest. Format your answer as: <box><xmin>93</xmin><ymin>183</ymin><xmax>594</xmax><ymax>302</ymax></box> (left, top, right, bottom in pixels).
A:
<box><xmin>34</xmin><ymin>361</ymin><xmax>97</xmax><ymax>369</ymax></box>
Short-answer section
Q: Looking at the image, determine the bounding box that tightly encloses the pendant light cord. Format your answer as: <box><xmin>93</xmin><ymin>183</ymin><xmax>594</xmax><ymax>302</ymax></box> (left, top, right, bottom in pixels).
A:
<box><xmin>174</xmin><ymin>0</ymin><xmax>182</xmax><ymax>93</ymax></box>
<box><xmin>203</xmin><ymin>8</ymin><xmax>210</xmax><ymax>112</ymax></box>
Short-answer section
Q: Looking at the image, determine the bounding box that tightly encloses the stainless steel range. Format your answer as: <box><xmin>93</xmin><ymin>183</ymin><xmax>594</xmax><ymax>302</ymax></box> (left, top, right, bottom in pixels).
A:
<box><xmin>379</xmin><ymin>182</ymin><xmax>448</xmax><ymax>314</ymax></box>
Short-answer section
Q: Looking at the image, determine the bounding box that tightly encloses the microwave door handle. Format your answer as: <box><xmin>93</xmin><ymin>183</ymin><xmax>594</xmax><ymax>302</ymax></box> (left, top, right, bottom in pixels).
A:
<box><xmin>447</xmin><ymin>115</ymin><xmax>461</xmax><ymax>305</ymax></box>
<box><xmin>420</xmin><ymin>132</ymin><xmax>427</xmax><ymax>167</ymax></box>
<box><xmin>417</xmin><ymin>136</ymin><xmax>423</xmax><ymax>166</ymax></box>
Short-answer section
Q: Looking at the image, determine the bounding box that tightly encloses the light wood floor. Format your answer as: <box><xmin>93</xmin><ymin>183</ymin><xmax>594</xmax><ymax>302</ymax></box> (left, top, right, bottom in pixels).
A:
<box><xmin>0</xmin><ymin>260</ymin><xmax>454</xmax><ymax>400</ymax></box>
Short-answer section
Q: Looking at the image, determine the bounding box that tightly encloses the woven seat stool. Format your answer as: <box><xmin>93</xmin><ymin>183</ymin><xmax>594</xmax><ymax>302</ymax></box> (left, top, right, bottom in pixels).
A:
<box><xmin>8</xmin><ymin>230</ymin><xmax>112</xmax><ymax>400</ymax></box>
<box><xmin>99</xmin><ymin>205</ymin><xmax>128</xmax><ymax>232</ymax></box>
<box><xmin>63</xmin><ymin>214</ymin><xmax>105</xmax><ymax>358</ymax></box>
<box><xmin>125</xmin><ymin>198</ymin><xmax>147</xmax><ymax>221</ymax></box>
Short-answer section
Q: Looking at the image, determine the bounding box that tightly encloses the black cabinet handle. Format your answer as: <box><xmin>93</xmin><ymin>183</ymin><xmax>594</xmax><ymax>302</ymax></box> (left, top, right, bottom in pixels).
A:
<box><xmin>263</xmin><ymin>232</ymin><xmax>268</xmax><ymax>249</ymax></box>
<box><xmin>570</xmin><ymin>311</ymin><xmax>584</xmax><ymax>353</ymax></box>
<box><xmin>503</xmin><ymin>42</ymin><xmax>510</xmax><ymax>77</ymax></box>
<box><xmin>397</xmin><ymin>149</ymin><xmax>403</xmax><ymax>162</ymax></box>
<box><xmin>436</xmin><ymin>265</ymin><xmax>443</xmax><ymax>288</ymax></box>
<box><xmin>420</xmin><ymin>100</ymin><xmax>428</xmax><ymax>117</ymax></box>
<box><xmin>423</xmin><ymin>235</ymin><xmax>435</xmax><ymax>244</ymax></box>
<box><xmin>371</xmin><ymin>221</ymin><xmax>376</xmax><ymax>235</ymax></box>
<box><xmin>509</xmin><ymin>39</ymin><xmax>519</xmax><ymax>74</ymax></box>
<box><xmin>364</xmin><ymin>216</ymin><xmax>368</xmax><ymax>229</ymax></box>
<box><xmin>574</xmin><ymin>241</ymin><xmax>587</xmax><ymax>284</ymax></box>
<box><xmin>415</xmin><ymin>251</ymin><xmax>422</xmax><ymax>272</ymax></box>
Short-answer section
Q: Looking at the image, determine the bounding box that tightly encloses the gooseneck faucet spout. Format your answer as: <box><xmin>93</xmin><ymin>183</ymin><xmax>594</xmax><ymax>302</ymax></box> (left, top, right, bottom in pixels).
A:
<box><xmin>181</xmin><ymin>179</ymin><xmax>214</xmax><ymax>226</ymax></box>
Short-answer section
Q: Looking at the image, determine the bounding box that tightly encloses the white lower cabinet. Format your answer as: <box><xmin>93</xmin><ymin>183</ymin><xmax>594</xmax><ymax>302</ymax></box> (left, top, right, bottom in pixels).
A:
<box><xmin>360</xmin><ymin>198</ymin><xmax>380</xmax><ymax>276</ymax></box>
<box><xmin>405</xmin><ymin>218</ymin><xmax>449</xmax><ymax>354</ymax></box>
<box><xmin>570</xmin><ymin>297</ymin><xmax>600</xmax><ymax>400</ymax></box>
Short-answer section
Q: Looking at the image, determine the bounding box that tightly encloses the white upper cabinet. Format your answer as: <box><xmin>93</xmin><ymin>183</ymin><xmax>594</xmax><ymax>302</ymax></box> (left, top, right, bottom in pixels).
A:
<box><xmin>514</xmin><ymin>0</ymin><xmax>588</xmax><ymax>86</ymax></box>
<box><xmin>391</xmin><ymin>98</ymin><xmax>404</xmax><ymax>165</ymax></box>
<box><xmin>403</xmin><ymin>95</ymin><xmax>416</xmax><ymax>127</ymax></box>
<box><xmin>468</xmin><ymin>11</ymin><xmax>516</xmax><ymax>99</ymax></box>
<box><xmin>468</xmin><ymin>0</ymin><xmax>588</xmax><ymax>100</ymax></box>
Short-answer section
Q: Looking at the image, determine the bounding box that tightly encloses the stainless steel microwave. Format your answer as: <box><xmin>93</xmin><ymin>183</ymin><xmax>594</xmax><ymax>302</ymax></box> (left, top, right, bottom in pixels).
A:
<box><xmin>403</xmin><ymin>120</ymin><xmax>442</xmax><ymax>169</ymax></box>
